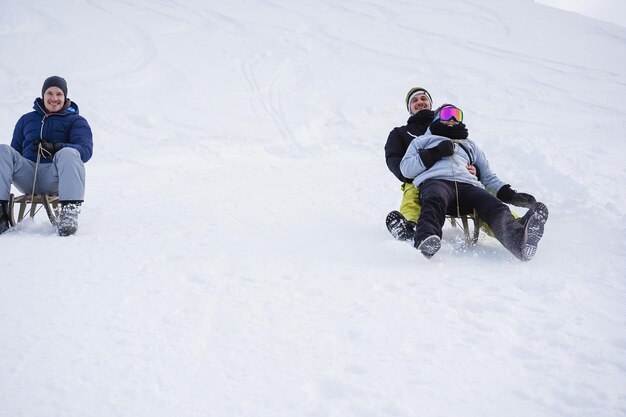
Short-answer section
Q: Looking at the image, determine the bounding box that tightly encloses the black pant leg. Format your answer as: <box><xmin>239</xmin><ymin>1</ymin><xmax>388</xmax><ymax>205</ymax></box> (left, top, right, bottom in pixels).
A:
<box><xmin>459</xmin><ymin>184</ymin><xmax>525</xmax><ymax>257</ymax></box>
<box><xmin>414</xmin><ymin>179</ymin><xmax>456</xmax><ymax>246</ymax></box>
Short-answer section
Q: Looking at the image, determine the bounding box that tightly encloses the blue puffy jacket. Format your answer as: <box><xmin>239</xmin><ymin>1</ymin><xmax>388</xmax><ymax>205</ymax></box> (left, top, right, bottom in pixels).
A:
<box><xmin>11</xmin><ymin>98</ymin><xmax>93</xmax><ymax>163</ymax></box>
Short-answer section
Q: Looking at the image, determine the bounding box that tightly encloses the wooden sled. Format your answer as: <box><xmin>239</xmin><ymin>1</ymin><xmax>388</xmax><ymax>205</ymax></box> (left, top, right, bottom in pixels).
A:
<box><xmin>447</xmin><ymin>209</ymin><xmax>480</xmax><ymax>244</ymax></box>
<box><xmin>7</xmin><ymin>193</ymin><xmax>59</xmax><ymax>227</ymax></box>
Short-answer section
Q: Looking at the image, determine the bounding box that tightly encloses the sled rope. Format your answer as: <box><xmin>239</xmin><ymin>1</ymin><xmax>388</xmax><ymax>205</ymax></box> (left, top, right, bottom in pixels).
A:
<box><xmin>29</xmin><ymin>144</ymin><xmax>43</xmax><ymax>207</ymax></box>
<box><xmin>451</xmin><ymin>141</ymin><xmax>461</xmax><ymax>218</ymax></box>
<box><xmin>28</xmin><ymin>143</ymin><xmax>53</xmax><ymax>218</ymax></box>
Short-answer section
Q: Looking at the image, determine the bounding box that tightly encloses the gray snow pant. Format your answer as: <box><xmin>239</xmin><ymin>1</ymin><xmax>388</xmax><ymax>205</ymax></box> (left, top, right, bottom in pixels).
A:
<box><xmin>0</xmin><ymin>144</ymin><xmax>86</xmax><ymax>202</ymax></box>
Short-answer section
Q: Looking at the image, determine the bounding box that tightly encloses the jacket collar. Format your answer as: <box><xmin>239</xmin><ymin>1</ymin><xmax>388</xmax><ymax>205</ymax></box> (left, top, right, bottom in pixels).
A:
<box><xmin>33</xmin><ymin>98</ymin><xmax>79</xmax><ymax>116</ymax></box>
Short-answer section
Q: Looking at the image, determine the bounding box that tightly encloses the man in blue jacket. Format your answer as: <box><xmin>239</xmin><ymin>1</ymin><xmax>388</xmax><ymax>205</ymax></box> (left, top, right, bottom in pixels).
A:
<box><xmin>0</xmin><ymin>76</ymin><xmax>93</xmax><ymax>236</ymax></box>
<box><xmin>400</xmin><ymin>104</ymin><xmax>548</xmax><ymax>261</ymax></box>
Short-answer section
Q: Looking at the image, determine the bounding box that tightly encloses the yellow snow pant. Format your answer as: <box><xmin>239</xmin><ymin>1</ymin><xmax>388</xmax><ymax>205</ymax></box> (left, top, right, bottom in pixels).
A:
<box><xmin>399</xmin><ymin>183</ymin><xmax>421</xmax><ymax>223</ymax></box>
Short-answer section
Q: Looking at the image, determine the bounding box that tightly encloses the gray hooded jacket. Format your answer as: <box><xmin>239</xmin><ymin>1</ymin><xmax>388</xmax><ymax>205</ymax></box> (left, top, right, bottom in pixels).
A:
<box><xmin>400</xmin><ymin>130</ymin><xmax>506</xmax><ymax>195</ymax></box>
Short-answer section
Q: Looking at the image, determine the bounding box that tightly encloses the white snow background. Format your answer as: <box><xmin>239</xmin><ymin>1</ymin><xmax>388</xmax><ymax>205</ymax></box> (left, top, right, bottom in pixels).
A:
<box><xmin>1</xmin><ymin>1</ymin><xmax>625</xmax><ymax>416</ymax></box>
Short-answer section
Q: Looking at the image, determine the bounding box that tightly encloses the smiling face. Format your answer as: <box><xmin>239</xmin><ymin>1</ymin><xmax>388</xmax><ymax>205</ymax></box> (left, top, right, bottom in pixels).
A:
<box><xmin>409</xmin><ymin>93</ymin><xmax>432</xmax><ymax>115</ymax></box>
<box><xmin>43</xmin><ymin>86</ymin><xmax>65</xmax><ymax>113</ymax></box>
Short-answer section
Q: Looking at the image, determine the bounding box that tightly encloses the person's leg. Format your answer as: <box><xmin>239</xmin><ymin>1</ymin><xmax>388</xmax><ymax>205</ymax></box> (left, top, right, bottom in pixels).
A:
<box><xmin>0</xmin><ymin>145</ymin><xmax>38</xmax><ymax>234</ymax></box>
<box><xmin>0</xmin><ymin>144</ymin><xmax>36</xmax><ymax>200</ymax></box>
<box><xmin>399</xmin><ymin>183</ymin><xmax>421</xmax><ymax>223</ymax></box>
<box><xmin>400</xmin><ymin>182</ymin><xmax>420</xmax><ymax>236</ymax></box>
<box><xmin>387</xmin><ymin>183</ymin><xmax>421</xmax><ymax>241</ymax></box>
<box><xmin>37</xmin><ymin>148</ymin><xmax>85</xmax><ymax>236</ymax></box>
<box><xmin>36</xmin><ymin>148</ymin><xmax>85</xmax><ymax>201</ymax></box>
<box><xmin>459</xmin><ymin>185</ymin><xmax>529</xmax><ymax>259</ymax></box>
<box><xmin>481</xmin><ymin>206</ymin><xmax>519</xmax><ymax>237</ymax></box>
<box><xmin>413</xmin><ymin>179</ymin><xmax>455</xmax><ymax>247</ymax></box>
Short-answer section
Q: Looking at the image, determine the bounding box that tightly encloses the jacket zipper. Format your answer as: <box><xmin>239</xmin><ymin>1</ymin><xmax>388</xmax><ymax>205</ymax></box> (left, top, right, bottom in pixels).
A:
<box><xmin>36</xmin><ymin>100</ymin><xmax>56</xmax><ymax>146</ymax></box>
<box><xmin>40</xmin><ymin>116</ymin><xmax>47</xmax><ymax>140</ymax></box>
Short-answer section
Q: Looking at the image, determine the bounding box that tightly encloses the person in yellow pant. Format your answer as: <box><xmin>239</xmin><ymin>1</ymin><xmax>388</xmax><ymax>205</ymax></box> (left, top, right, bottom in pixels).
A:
<box><xmin>384</xmin><ymin>87</ymin><xmax>434</xmax><ymax>239</ymax></box>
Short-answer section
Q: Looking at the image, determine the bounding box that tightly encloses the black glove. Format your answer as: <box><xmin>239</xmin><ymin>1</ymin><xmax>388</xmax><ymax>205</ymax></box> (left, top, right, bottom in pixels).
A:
<box><xmin>418</xmin><ymin>140</ymin><xmax>454</xmax><ymax>169</ymax></box>
<box><xmin>33</xmin><ymin>140</ymin><xmax>63</xmax><ymax>157</ymax></box>
<box><xmin>497</xmin><ymin>184</ymin><xmax>537</xmax><ymax>208</ymax></box>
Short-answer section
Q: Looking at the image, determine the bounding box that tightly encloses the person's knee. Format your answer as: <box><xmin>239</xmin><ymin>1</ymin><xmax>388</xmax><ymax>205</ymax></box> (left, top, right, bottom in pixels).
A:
<box><xmin>421</xmin><ymin>196</ymin><xmax>448</xmax><ymax>216</ymax></box>
<box><xmin>0</xmin><ymin>145</ymin><xmax>19</xmax><ymax>168</ymax></box>
<box><xmin>54</xmin><ymin>147</ymin><xmax>81</xmax><ymax>162</ymax></box>
<box><xmin>0</xmin><ymin>144</ymin><xmax>13</xmax><ymax>158</ymax></box>
<box><xmin>422</xmin><ymin>190</ymin><xmax>447</xmax><ymax>206</ymax></box>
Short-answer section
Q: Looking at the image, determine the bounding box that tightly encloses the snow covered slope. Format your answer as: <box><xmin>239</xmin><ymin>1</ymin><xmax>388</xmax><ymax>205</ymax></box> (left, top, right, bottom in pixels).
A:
<box><xmin>1</xmin><ymin>1</ymin><xmax>625</xmax><ymax>416</ymax></box>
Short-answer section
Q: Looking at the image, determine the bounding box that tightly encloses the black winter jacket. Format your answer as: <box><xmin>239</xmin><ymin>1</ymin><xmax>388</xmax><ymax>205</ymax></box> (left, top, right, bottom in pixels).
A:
<box><xmin>384</xmin><ymin>110</ymin><xmax>434</xmax><ymax>183</ymax></box>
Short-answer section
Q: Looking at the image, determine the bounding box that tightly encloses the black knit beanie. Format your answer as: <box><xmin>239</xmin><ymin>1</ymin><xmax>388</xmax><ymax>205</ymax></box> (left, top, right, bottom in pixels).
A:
<box><xmin>41</xmin><ymin>76</ymin><xmax>68</xmax><ymax>98</ymax></box>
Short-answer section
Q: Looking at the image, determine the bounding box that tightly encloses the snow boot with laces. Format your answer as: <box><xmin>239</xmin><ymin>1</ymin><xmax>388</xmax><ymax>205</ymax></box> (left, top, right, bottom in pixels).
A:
<box><xmin>57</xmin><ymin>202</ymin><xmax>81</xmax><ymax>236</ymax></box>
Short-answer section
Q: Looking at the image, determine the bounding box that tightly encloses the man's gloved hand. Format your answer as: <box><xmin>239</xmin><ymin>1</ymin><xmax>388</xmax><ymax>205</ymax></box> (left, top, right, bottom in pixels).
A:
<box><xmin>33</xmin><ymin>140</ymin><xmax>63</xmax><ymax>157</ymax></box>
<box><xmin>418</xmin><ymin>139</ymin><xmax>454</xmax><ymax>169</ymax></box>
<box><xmin>497</xmin><ymin>184</ymin><xmax>537</xmax><ymax>208</ymax></box>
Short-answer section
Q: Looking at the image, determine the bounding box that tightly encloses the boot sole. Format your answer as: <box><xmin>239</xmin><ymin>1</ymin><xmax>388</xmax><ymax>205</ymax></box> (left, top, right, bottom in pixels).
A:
<box><xmin>417</xmin><ymin>235</ymin><xmax>441</xmax><ymax>259</ymax></box>
<box><xmin>521</xmin><ymin>203</ymin><xmax>548</xmax><ymax>261</ymax></box>
<box><xmin>386</xmin><ymin>211</ymin><xmax>411</xmax><ymax>241</ymax></box>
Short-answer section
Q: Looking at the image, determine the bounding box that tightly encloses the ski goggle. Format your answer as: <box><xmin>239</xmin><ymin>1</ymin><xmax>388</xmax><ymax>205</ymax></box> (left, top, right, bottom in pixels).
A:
<box><xmin>434</xmin><ymin>106</ymin><xmax>463</xmax><ymax>123</ymax></box>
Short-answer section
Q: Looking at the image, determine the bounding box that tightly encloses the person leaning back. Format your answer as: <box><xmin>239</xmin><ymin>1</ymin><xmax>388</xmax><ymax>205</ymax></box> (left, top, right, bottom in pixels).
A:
<box><xmin>400</xmin><ymin>104</ymin><xmax>548</xmax><ymax>261</ymax></box>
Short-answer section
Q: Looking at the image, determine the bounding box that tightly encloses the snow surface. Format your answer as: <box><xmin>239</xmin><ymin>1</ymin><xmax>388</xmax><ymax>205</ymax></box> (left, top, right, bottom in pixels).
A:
<box><xmin>534</xmin><ymin>0</ymin><xmax>626</xmax><ymax>28</ymax></box>
<box><xmin>1</xmin><ymin>1</ymin><xmax>625</xmax><ymax>416</ymax></box>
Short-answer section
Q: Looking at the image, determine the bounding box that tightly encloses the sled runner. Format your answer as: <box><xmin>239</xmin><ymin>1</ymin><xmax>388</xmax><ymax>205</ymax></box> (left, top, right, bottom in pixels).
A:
<box><xmin>7</xmin><ymin>193</ymin><xmax>59</xmax><ymax>227</ymax></box>
<box><xmin>447</xmin><ymin>209</ymin><xmax>480</xmax><ymax>244</ymax></box>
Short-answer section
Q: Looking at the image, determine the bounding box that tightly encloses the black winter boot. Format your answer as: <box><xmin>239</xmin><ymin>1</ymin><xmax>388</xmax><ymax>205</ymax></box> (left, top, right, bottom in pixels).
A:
<box><xmin>520</xmin><ymin>202</ymin><xmax>549</xmax><ymax>261</ymax></box>
<box><xmin>0</xmin><ymin>200</ymin><xmax>10</xmax><ymax>235</ymax></box>
<box><xmin>386</xmin><ymin>211</ymin><xmax>414</xmax><ymax>241</ymax></box>
<box><xmin>57</xmin><ymin>202</ymin><xmax>81</xmax><ymax>236</ymax></box>
<box><xmin>416</xmin><ymin>235</ymin><xmax>442</xmax><ymax>259</ymax></box>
